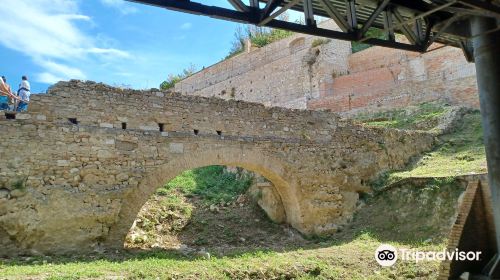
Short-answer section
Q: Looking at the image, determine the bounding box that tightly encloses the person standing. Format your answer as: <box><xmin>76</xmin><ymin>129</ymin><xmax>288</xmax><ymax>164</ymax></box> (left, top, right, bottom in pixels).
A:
<box><xmin>17</xmin><ymin>75</ymin><xmax>31</xmax><ymax>112</ymax></box>
<box><xmin>1</xmin><ymin>76</ymin><xmax>19</xmax><ymax>110</ymax></box>
<box><xmin>0</xmin><ymin>76</ymin><xmax>9</xmax><ymax>110</ymax></box>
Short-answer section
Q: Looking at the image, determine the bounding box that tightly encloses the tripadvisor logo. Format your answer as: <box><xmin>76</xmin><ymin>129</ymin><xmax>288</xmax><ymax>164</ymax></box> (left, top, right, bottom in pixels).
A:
<box><xmin>375</xmin><ymin>244</ymin><xmax>398</xmax><ymax>267</ymax></box>
<box><xmin>374</xmin><ymin>244</ymin><xmax>482</xmax><ymax>266</ymax></box>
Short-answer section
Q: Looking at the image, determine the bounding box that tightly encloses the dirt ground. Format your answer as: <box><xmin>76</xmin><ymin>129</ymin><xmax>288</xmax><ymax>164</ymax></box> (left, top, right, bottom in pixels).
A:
<box><xmin>125</xmin><ymin>191</ymin><xmax>312</xmax><ymax>256</ymax></box>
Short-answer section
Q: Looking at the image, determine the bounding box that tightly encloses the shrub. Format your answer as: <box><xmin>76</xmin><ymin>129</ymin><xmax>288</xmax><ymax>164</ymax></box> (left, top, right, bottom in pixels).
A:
<box><xmin>311</xmin><ymin>38</ymin><xmax>331</xmax><ymax>48</ymax></box>
<box><xmin>160</xmin><ymin>64</ymin><xmax>197</xmax><ymax>90</ymax></box>
<box><xmin>226</xmin><ymin>19</ymin><xmax>294</xmax><ymax>59</ymax></box>
<box><xmin>161</xmin><ymin>165</ymin><xmax>254</xmax><ymax>204</ymax></box>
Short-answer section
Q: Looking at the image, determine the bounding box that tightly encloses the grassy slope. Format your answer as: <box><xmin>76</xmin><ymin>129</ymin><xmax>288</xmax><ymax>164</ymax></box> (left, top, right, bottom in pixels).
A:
<box><xmin>1</xmin><ymin>235</ymin><xmax>442</xmax><ymax>280</ymax></box>
<box><xmin>356</xmin><ymin>102</ymin><xmax>449</xmax><ymax>130</ymax></box>
<box><xmin>162</xmin><ymin>165</ymin><xmax>253</xmax><ymax>204</ymax></box>
<box><xmin>393</xmin><ymin>113</ymin><xmax>486</xmax><ymax>178</ymax></box>
<box><xmin>360</xmin><ymin>103</ymin><xmax>486</xmax><ymax>178</ymax></box>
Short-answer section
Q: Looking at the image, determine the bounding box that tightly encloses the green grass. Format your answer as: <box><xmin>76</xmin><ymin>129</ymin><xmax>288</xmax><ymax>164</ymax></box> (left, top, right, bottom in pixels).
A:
<box><xmin>353</xmin><ymin>177</ymin><xmax>465</xmax><ymax>243</ymax></box>
<box><xmin>357</xmin><ymin>102</ymin><xmax>449</xmax><ymax>130</ymax></box>
<box><xmin>0</xmin><ymin>234</ymin><xmax>444</xmax><ymax>279</ymax></box>
<box><xmin>159</xmin><ymin>165</ymin><xmax>253</xmax><ymax>204</ymax></box>
<box><xmin>357</xmin><ymin>103</ymin><xmax>486</xmax><ymax>179</ymax></box>
<box><xmin>392</xmin><ymin>112</ymin><xmax>486</xmax><ymax>178</ymax></box>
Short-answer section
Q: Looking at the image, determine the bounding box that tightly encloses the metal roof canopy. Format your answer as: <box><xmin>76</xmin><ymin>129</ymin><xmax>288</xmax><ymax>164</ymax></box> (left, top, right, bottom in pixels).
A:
<box><xmin>128</xmin><ymin>0</ymin><xmax>500</xmax><ymax>59</ymax></box>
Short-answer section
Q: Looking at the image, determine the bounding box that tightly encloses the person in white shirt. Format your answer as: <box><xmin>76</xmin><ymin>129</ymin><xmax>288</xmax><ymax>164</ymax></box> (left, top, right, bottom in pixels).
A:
<box><xmin>17</xmin><ymin>75</ymin><xmax>31</xmax><ymax>111</ymax></box>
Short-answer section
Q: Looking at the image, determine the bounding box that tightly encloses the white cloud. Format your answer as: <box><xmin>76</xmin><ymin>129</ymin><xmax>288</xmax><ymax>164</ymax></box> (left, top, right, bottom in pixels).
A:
<box><xmin>59</xmin><ymin>14</ymin><xmax>92</xmax><ymax>21</ymax></box>
<box><xmin>36</xmin><ymin>59</ymin><xmax>87</xmax><ymax>80</ymax></box>
<box><xmin>36</xmin><ymin>72</ymin><xmax>65</xmax><ymax>84</ymax></box>
<box><xmin>0</xmin><ymin>0</ymin><xmax>131</xmax><ymax>84</ymax></box>
<box><xmin>180</xmin><ymin>22</ymin><xmax>193</xmax><ymax>30</ymax></box>
<box><xmin>100</xmin><ymin>0</ymin><xmax>138</xmax><ymax>15</ymax></box>
<box><xmin>87</xmin><ymin>47</ymin><xmax>131</xmax><ymax>58</ymax></box>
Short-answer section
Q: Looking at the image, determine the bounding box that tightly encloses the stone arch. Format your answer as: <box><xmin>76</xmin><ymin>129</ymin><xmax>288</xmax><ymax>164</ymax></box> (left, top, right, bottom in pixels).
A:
<box><xmin>105</xmin><ymin>145</ymin><xmax>302</xmax><ymax>248</ymax></box>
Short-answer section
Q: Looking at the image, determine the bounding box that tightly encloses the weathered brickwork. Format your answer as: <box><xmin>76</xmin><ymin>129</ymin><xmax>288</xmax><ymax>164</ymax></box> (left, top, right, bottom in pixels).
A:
<box><xmin>438</xmin><ymin>177</ymin><xmax>497</xmax><ymax>279</ymax></box>
<box><xmin>309</xmin><ymin>45</ymin><xmax>478</xmax><ymax>115</ymax></box>
<box><xmin>0</xmin><ymin>81</ymin><xmax>434</xmax><ymax>256</ymax></box>
<box><xmin>175</xmin><ymin>21</ymin><xmax>352</xmax><ymax>109</ymax></box>
<box><xmin>176</xmin><ymin>22</ymin><xmax>478</xmax><ymax>115</ymax></box>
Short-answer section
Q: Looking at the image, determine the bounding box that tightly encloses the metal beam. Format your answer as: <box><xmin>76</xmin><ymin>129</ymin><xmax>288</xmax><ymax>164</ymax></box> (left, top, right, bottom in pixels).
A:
<box><xmin>261</xmin><ymin>0</ymin><xmax>283</xmax><ymax>19</ymax></box>
<box><xmin>266</xmin><ymin>18</ymin><xmax>422</xmax><ymax>51</ymax></box>
<box><xmin>393</xmin><ymin>9</ymin><xmax>419</xmax><ymax>44</ymax></box>
<box><xmin>413</xmin><ymin>18</ymin><xmax>424</xmax><ymax>42</ymax></box>
<box><xmin>360</xmin><ymin>0</ymin><xmax>391</xmax><ymax>37</ymax></box>
<box><xmin>304</xmin><ymin>0</ymin><xmax>316</xmax><ymax>26</ymax></box>
<box><xmin>127</xmin><ymin>0</ymin><xmax>253</xmax><ymax>22</ymax></box>
<box><xmin>228</xmin><ymin>0</ymin><xmax>250</xmax><ymax>12</ymax></box>
<box><xmin>388</xmin><ymin>1</ymin><xmax>457</xmax><ymax>33</ymax></box>
<box><xmin>259</xmin><ymin>0</ymin><xmax>301</xmax><ymax>25</ymax></box>
<box><xmin>250</xmin><ymin>0</ymin><xmax>259</xmax><ymax>8</ymax></box>
<box><xmin>460</xmin><ymin>0</ymin><xmax>500</xmax><ymax>17</ymax></box>
<box><xmin>318</xmin><ymin>0</ymin><xmax>351</xmax><ymax>32</ymax></box>
<box><xmin>459</xmin><ymin>39</ymin><xmax>474</xmax><ymax>62</ymax></box>
<box><xmin>383</xmin><ymin>8</ymin><xmax>395</xmax><ymax>41</ymax></box>
<box><xmin>443</xmin><ymin>6</ymin><xmax>500</xmax><ymax>19</ymax></box>
<box><xmin>426</xmin><ymin>14</ymin><xmax>462</xmax><ymax>49</ymax></box>
<box><xmin>346</xmin><ymin>0</ymin><xmax>358</xmax><ymax>30</ymax></box>
<box><xmin>128</xmin><ymin>0</ymin><xmax>436</xmax><ymax>53</ymax></box>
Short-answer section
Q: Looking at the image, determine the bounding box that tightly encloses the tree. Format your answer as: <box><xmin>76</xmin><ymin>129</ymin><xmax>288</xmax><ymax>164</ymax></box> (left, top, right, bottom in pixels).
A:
<box><xmin>225</xmin><ymin>12</ymin><xmax>294</xmax><ymax>59</ymax></box>
<box><xmin>160</xmin><ymin>63</ymin><xmax>197</xmax><ymax>90</ymax></box>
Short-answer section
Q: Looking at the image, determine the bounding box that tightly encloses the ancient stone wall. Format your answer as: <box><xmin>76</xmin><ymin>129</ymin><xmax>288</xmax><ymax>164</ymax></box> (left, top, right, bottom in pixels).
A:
<box><xmin>175</xmin><ymin>21</ymin><xmax>352</xmax><ymax>109</ymax></box>
<box><xmin>309</xmin><ymin>44</ymin><xmax>478</xmax><ymax>115</ymax></box>
<box><xmin>175</xmin><ymin>22</ymin><xmax>478</xmax><ymax>115</ymax></box>
<box><xmin>0</xmin><ymin>81</ymin><xmax>434</xmax><ymax>256</ymax></box>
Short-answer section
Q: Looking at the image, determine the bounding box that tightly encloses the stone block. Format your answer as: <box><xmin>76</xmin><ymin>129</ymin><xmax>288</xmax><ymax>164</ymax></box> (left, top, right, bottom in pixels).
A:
<box><xmin>16</xmin><ymin>114</ymin><xmax>31</xmax><ymax>120</ymax></box>
<box><xmin>99</xmin><ymin>123</ymin><xmax>113</xmax><ymax>128</ymax></box>
<box><xmin>169</xmin><ymin>143</ymin><xmax>184</xmax><ymax>154</ymax></box>
<box><xmin>57</xmin><ymin>160</ymin><xmax>70</xmax><ymax>167</ymax></box>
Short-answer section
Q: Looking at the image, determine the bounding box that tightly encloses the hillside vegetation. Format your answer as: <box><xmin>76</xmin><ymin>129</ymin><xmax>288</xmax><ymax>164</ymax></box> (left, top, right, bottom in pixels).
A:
<box><xmin>358</xmin><ymin>102</ymin><xmax>486</xmax><ymax>179</ymax></box>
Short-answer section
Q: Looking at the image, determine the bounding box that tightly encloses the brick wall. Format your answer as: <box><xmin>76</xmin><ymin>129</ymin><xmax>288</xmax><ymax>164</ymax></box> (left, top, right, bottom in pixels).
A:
<box><xmin>175</xmin><ymin>20</ymin><xmax>479</xmax><ymax>115</ymax></box>
<box><xmin>438</xmin><ymin>178</ymin><xmax>497</xmax><ymax>279</ymax></box>
<box><xmin>308</xmin><ymin>45</ymin><xmax>478</xmax><ymax>115</ymax></box>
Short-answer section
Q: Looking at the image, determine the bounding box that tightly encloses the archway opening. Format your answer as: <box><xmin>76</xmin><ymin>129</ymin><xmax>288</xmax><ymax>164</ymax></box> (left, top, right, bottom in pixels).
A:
<box><xmin>124</xmin><ymin>165</ymin><xmax>311</xmax><ymax>255</ymax></box>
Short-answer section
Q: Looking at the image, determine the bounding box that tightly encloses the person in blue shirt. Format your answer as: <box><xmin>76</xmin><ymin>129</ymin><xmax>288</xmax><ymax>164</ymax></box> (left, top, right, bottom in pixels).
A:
<box><xmin>0</xmin><ymin>76</ymin><xmax>19</xmax><ymax>111</ymax></box>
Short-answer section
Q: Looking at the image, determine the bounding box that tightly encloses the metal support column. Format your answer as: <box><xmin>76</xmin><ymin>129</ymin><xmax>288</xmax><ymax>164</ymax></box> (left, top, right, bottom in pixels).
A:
<box><xmin>471</xmin><ymin>16</ymin><xmax>500</xmax><ymax>278</ymax></box>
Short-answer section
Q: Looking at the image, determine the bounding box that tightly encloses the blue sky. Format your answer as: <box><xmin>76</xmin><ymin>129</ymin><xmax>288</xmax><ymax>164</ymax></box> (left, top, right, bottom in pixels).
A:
<box><xmin>0</xmin><ymin>0</ymin><xmax>243</xmax><ymax>93</ymax></box>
